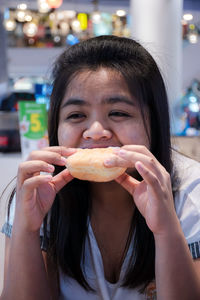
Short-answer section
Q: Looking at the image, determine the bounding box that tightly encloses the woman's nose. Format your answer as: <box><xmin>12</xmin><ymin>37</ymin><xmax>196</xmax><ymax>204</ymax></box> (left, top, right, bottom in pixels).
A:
<box><xmin>83</xmin><ymin>121</ymin><xmax>112</xmax><ymax>141</ymax></box>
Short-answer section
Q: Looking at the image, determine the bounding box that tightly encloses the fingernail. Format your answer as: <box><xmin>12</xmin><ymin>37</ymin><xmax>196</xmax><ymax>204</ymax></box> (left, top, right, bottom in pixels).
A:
<box><xmin>44</xmin><ymin>175</ymin><xmax>52</xmax><ymax>181</ymax></box>
<box><xmin>118</xmin><ymin>149</ymin><xmax>127</xmax><ymax>156</ymax></box>
<box><xmin>47</xmin><ymin>164</ymin><xmax>55</xmax><ymax>172</ymax></box>
<box><xmin>60</xmin><ymin>156</ymin><xmax>67</xmax><ymax>164</ymax></box>
<box><xmin>135</xmin><ymin>161</ymin><xmax>144</xmax><ymax>172</ymax></box>
<box><xmin>112</xmin><ymin>147</ymin><xmax>120</xmax><ymax>154</ymax></box>
<box><xmin>104</xmin><ymin>159</ymin><xmax>114</xmax><ymax>166</ymax></box>
<box><xmin>66</xmin><ymin>148</ymin><xmax>76</xmax><ymax>153</ymax></box>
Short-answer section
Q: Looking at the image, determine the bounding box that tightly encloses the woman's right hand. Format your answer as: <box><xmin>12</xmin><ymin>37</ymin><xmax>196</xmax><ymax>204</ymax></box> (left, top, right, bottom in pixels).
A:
<box><xmin>14</xmin><ymin>146</ymin><xmax>76</xmax><ymax>233</ymax></box>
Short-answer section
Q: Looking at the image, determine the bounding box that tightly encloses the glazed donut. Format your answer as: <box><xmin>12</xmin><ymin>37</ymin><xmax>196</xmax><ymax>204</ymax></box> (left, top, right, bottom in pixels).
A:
<box><xmin>66</xmin><ymin>147</ymin><xmax>126</xmax><ymax>182</ymax></box>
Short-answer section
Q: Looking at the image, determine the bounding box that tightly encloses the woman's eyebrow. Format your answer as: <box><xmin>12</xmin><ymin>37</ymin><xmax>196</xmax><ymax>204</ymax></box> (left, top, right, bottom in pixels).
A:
<box><xmin>61</xmin><ymin>98</ymin><xmax>89</xmax><ymax>108</ymax></box>
<box><xmin>103</xmin><ymin>96</ymin><xmax>136</xmax><ymax>106</ymax></box>
<box><xmin>61</xmin><ymin>96</ymin><xmax>136</xmax><ymax>108</ymax></box>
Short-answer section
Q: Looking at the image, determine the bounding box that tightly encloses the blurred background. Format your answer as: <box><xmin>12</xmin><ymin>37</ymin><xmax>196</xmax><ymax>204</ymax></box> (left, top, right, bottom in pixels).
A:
<box><xmin>0</xmin><ymin>0</ymin><xmax>200</xmax><ymax>293</ymax></box>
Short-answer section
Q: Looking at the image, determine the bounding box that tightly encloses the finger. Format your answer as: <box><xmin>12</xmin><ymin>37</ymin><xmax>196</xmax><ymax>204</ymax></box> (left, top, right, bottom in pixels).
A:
<box><xmin>121</xmin><ymin>145</ymin><xmax>167</xmax><ymax>173</ymax></box>
<box><xmin>112</xmin><ymin>148</ymin><xmax>165</xmax><ymax>181</ymax></box>
<box><xmin>121</xmin><ymin>145</ymin><xmax>154</xmax><ymax>158</ymax></box>
<box><xmin>22</xmin><ymin>174</ymin><xmax>53</xmax><ymax>200</ymax></box>
<box><xmin>120</xmin><ymin>145</ymin><xmax>165</xmax><ymax>170</ymax></box>
<box><xmin>18</xmin><ymin>161</ymin><xmax>55</xmax><ymax>186</ymax></box>
<box><xmin>104</xmin><ymin>154</ymin><xmax>132</xmax><ymax>169</ymax></box>
<box><xmin>51</xmin><ymin>169</ymin><xmax>74</xmax><ymax>193</ymax></box>
<box><xmin>115</xmin><ymin>173</ymin><xmax>139</xmax><ymax>196</ymax></box>
<box><xmin>41</xmin><ymin>146</ymin><xmax>77</xmax><ymax>157</ymax></box>
<box><xmin>27</xmin><ymin>150</ymin><xmax>70</xmax><ymax>166</ymax></box>
<box><xmin>135</xmin><ymin>161</ymin><xmax>163</xmax><ymax>198</ymax></box>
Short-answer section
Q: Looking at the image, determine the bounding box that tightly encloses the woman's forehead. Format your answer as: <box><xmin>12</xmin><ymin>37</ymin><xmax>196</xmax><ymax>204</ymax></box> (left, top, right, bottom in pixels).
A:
<box><xmin>64</xmin><ymin>68</ymin><xmax>130</xmax><ymax>97</ymax></box>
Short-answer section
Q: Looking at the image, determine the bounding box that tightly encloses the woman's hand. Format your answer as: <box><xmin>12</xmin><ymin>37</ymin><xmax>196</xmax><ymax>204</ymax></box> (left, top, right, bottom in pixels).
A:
<box><xmin>14</xmin><ymin>146</ymin><xmax>76</xmax><ymax>233</ymax></box>
<box><xmin>104</xmin><ymin>145</ymin><xmax>179</xmax><ymax>237</ymax></box>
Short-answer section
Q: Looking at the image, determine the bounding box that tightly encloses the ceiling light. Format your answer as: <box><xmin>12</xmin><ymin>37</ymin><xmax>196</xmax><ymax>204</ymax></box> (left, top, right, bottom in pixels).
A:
<box><xmin>116</xmin><ymin>10</ymin><xmax>126</xmax><ymax>17</ymax></box>
<box><xmin>23</xmin><ymin>22</ymin><xmax>38</xmax><ymax>37</ymax></box>
<box><xmin>38</xmin><ymin>0</ymin><xmax>50</xmax><ymax>13</ymax></box>
<box><xmin>92</xmin><ymin>11</ymin><xmax>101</xmax><ymax>24</ymax></box>
<box><xmin>60</xmin><ymin>22</ymin><xmax>70</xmax><ymax>35</ymax></box>
<box><xmin>46</xmin><ymin>0</ymin><xmax>63</xmax><ymax>9</ymax></box>
<box><xmin>64</xmin><ymin>10</ymin><xmax>76</xmax><ymax>19</ymax></box>
<box><xmin>25</xmin><ymin>14</ymin><xmax>33</xmax><ymax>22</ymax></box>
<box><xmin>16</xmin><ymin>10</ymin><xmax>26</xmax><ymax>22</ymax></box>
<box><xmin>188</xmin><ymin>32</ymin><xmax>198</xmax><ymax>44</ymax></box>
<box><xmin>183</xmin><ymin>14</ymin><xmax>193</xmax><ymax>21</ymax></box>
<box><xmin>71</xmin><ymin>19</ymin><xmax>81</xmax><ymax>33</ymax></box>
<box><xmin>4</xmin><ymin>19</ymin><xmax>16</xmax><ymax>31</ymax></box>
<box><xmin>17</xmin><ymin>3</ymin><xmax>27</xmax><ymax>10</ymax></box>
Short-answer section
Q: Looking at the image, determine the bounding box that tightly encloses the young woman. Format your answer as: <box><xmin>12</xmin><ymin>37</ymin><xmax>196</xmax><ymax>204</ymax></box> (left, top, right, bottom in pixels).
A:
<box><xmin>1</xmin><ymin>35</ymin><xmax>200</xmax><ymax>300</ymax></box>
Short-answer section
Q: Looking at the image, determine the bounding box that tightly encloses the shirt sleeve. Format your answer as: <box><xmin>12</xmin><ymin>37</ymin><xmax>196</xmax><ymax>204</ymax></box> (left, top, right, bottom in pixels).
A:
<box><xmin>1</xmin><ymin>193</ymin><xmax>16</xmax><ymax>238</ymax></box>
<box><xmin>1</xmin><ymin>193</ymin><xmax>50</xmax><ymax>251</ymax></box>
<box><xmin>175</xmin><ymin>162</ymin><xmax>200</xmax><ymax>259</ymax></box>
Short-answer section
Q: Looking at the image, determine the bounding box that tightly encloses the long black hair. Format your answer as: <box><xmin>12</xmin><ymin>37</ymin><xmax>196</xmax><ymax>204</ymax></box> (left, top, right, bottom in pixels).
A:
<box><xmin>46</xmin><ymin>35</ymin><xmax>177</xmax><ymax>292</ymax></box>
<box><xmin>6</xmin><ymin>35</ymin><xmax>178</xmax><ymax>293</ymax></box>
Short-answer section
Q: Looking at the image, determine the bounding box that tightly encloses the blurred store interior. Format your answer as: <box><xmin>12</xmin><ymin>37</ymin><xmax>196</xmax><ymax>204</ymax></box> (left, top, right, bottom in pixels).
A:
<box><xmin>0</xmin><ymin>0</ymin><xmax>200</xmax><ymax>207</ymax></box>
<box><xmin>0</xmin><ymin>1</ymin><xmax>200</xmax><ymax>152</ymax></box>
<box><xmin>0</xmin><ymin>0</ymin><xmax>200</xmax><ymax>293</ymax></box>
<box><xmin>0</xmin><ymin>1</ymin><xmax>200</xmax><ymax>180</ymax></box>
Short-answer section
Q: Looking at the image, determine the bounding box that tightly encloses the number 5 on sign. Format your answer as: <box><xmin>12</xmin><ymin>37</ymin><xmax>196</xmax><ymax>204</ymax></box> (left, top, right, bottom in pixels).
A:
<box><xmin>30</xmin><ymin>113</ymin><xmax>41</xmax><ymax>132</ymax></box>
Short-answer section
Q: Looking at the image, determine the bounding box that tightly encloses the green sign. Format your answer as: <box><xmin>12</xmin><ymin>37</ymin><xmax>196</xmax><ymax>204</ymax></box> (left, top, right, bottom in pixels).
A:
<box><xmin>18</xmin><ymin>101</ymin><xmax>47</xmax><ymax>140</ymax></box>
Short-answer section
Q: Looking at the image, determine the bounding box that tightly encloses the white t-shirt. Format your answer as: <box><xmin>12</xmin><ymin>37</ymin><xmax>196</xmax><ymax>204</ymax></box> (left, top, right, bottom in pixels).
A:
<box><xmin>59</xmin><ymin>223</ymin><xmax>147</xmax><ymax>300</ymax></box>
<box><xmin>172</xmin><ymin>152</ymin><xmax>200</xmax><ymax>258</ymax></box>
<box><xmin>2</xmin><ymin>152</ymin><xmax>200</xmax><ymax>300</ymax></box>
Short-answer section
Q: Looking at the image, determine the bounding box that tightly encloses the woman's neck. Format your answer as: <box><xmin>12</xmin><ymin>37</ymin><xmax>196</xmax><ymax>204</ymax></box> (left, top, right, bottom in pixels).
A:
<box><xmin>89</xmin><ymin>181</ymin><xmax>135</xmax><ymax>283</ymax></box>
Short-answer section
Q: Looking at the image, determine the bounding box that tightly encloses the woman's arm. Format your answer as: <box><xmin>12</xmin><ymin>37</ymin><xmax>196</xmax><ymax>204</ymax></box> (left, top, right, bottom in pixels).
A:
<box><xmin>154</xmin><ymin>224</ymin><xmax>200</xmax><ymax>300</ymax></box>
<box><xmin>194</xmin><ymin>258</ymin><xmax>200</xmax><ymax>277</ymax></box>
<box><xmin>105</xmin><ymin>145</ymin><xmax>200</xmax><ymax>299</ymax></box>
<box><xmin>1</xmin><ymin>146</ymin><xmax>75</xmax><ymax>300</ymax></box>
<box><xmin>1</xmin><ymin>236</ymin><xmax>59</xmax><ymax>300</ymax></box>
<box><xmin>1</xmin><ymin>233</ymin><xmax>52</xmax><ymax>300</ymax></box>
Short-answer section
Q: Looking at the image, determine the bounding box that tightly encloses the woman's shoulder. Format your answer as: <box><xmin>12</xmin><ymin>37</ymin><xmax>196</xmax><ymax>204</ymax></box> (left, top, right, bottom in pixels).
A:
<box><xmin>172</xmin><ymin>151</ymin><xmax>200</xmax><ymax>248</ymax></box>
<box><xmin>172</xmin><ymin>150</ymin><xmax>200</xmax><ymax>192</ymax></box>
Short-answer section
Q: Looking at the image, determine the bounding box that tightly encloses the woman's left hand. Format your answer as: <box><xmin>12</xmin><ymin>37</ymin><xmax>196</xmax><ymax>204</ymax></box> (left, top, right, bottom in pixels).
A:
<box><xmin>104</xmin><ymin>145</ymin><xmax>179</xmax><ymax>237</ymax></box>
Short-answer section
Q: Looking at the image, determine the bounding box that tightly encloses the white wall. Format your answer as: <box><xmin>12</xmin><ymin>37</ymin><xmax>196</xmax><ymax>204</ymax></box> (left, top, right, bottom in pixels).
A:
<box><xmin>6</xmin><ymin>41</ymin><xmax>200</xmax><ymax>92</ymax></box>
<box><xmin>182</xmin><ymin>39</ymin><xmax>200</xmax><ymax>91</ymax></box>
<box><xmin>7</xmin><ymin>47</ymin><xmax>65</xmax><ymax>79</ymax></box>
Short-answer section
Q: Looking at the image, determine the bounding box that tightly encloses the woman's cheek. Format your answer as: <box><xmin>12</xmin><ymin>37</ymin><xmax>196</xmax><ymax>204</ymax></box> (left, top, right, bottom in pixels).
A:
<box><xmin>117</xmin><ymin>125</ymin><xmax>150</xmax><ymax>148</ymax></box>
<box><xmin>57</xmin><ymin>124</ymin><xmax>77</xmax><ymax>147</ymax></box>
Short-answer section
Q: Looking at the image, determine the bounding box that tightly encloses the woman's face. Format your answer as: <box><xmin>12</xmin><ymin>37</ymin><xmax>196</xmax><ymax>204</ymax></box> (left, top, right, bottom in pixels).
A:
<box><xmin>58</xmin><ymin>68</ymin><xmax>150</xmax><ymax>150</ymax></box>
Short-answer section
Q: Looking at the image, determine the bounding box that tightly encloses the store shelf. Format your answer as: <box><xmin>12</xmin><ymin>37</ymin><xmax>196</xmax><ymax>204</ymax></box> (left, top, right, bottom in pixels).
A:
<box><xmin>1</xmin><ymin>0</ymin><xmax>130</xmax><ymax>13</ymax></box>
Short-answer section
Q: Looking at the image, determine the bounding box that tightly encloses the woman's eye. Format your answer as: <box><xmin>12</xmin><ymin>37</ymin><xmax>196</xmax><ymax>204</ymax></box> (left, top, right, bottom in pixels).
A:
<box><xmin>109</xmin><ymin>111</ymin><xmax>131</xmax><ymax>118</ymax></box>
<box><xmin>66</xmin><ymin>113</ymin><xmax>86</xmax><ymax>121</ymax></box>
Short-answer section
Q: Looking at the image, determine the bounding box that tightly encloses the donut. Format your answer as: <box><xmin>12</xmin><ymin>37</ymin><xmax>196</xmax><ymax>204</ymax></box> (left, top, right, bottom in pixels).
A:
<box><xmin>66</xmin><ymin>148</ymin><xmax>126</xmax><ymax>182</ymax></box>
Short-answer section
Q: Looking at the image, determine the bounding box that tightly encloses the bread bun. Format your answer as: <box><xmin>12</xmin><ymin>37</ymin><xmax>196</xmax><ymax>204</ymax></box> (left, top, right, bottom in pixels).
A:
<box><xmin>66</xmin><ymin>148</ymin><xmax>126</xmax><ymax>182</ymax></box>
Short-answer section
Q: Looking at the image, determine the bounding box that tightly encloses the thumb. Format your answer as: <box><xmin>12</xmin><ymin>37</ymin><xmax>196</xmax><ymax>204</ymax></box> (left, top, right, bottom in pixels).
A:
<box><xmin>51</xmin><ymin>168</ymin><xmax>74</xmax><ymax>193</ymax></box>
<box><xmin>115</xmin><ymin>173</ymin><xmax>139</xmax><ymax>196</ymax></box>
